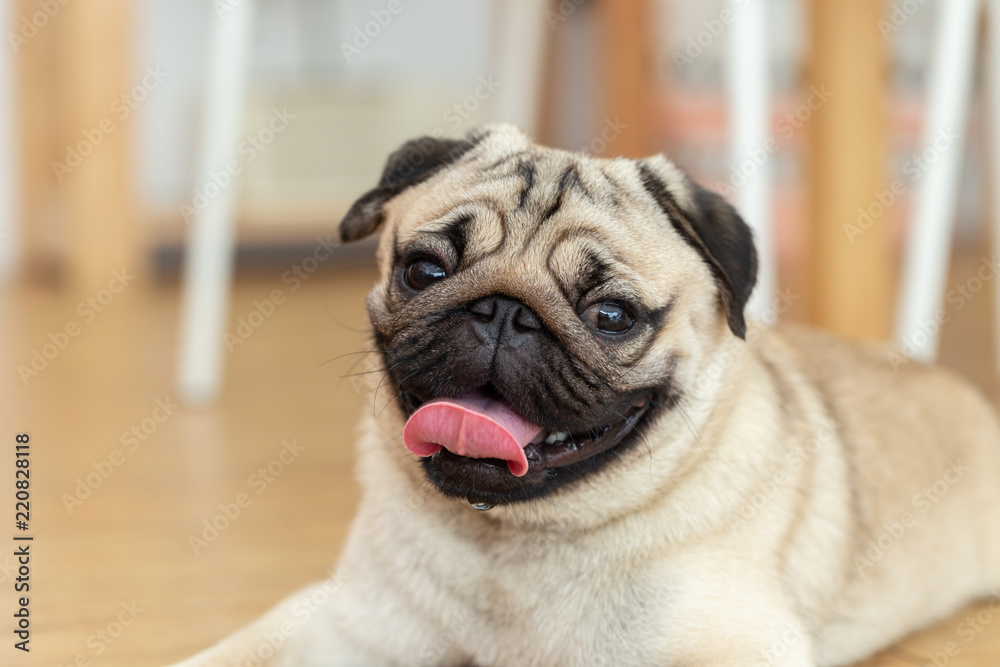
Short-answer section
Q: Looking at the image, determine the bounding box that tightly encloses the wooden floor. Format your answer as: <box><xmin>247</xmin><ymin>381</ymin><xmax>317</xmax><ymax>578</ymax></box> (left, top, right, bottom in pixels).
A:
<box><xmin>2</xmin><ymin>257</ymin><xmax>1000</xmax><ymax>666</ymax></box>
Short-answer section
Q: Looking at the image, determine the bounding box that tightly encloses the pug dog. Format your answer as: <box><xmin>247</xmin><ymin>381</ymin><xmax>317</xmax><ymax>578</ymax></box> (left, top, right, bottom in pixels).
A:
<box><xmin>175</xmin><ymin>124</ymin><xmax>1000</xmax><ymax>666</ymax></box>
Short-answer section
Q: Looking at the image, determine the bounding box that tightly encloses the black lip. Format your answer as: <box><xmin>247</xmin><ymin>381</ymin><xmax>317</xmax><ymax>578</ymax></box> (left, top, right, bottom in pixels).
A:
<box><xmin>527</xmin><ymin>397</ymin><xmax>652</xmax><ymax>470</ymax></box>
<box><xmin>416</xmin><ymin>389</ymin><xmax>665</xmax><ymax>506</ymax></box>
<box><xmin>398</xmin><ymin>390</ymin><xmax>423</xmax><ymax>415</ymax></box>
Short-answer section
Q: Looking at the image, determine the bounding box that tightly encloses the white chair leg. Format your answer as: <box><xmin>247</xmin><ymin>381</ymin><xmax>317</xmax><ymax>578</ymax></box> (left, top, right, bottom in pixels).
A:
<box><xmin>726</xmin><ymin>0</ymin><xmax>774</xmax><ymax>320</ymax></box>
<box><xmin>176</xmin><ymin>0</ymin><xmax>257</xmax><ymax>406</ymax></box>
<box><xmin>0</xmin><ymin>0</ymin><xmax>17</xmax><ymax>281</ymax></box>
<box><xmin>895</xmin><ymin>0</ymin><xmax>981</xmax><ymax>362</ymax></box>
<box><xmin>988</xmin><ymin>0</ymin><xmax>1000</xmax><ymax>373</ymax></box>
<box><xmin>490</xmin><ymin>0</ymin><xmax>548</xmax><ymax>137</ymax></box>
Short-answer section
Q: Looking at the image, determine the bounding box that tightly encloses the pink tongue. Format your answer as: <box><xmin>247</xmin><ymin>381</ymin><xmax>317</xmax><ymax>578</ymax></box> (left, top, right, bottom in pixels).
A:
<box><xmin>403</xmin><ymin>391</ymin><xmax>544</xmax><ymax>477</ymax></box>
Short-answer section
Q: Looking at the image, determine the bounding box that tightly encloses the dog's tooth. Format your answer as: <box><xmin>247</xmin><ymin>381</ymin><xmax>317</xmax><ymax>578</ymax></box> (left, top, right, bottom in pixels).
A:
<box><xmin>545</xmin><ymin>433</ymin><xmax>558</xmax><ymax>444</ymax></box>
<box><xmin>554</xmin><ymin>432</ymin><xmax>568</xmax><ymax>442</ymax></box>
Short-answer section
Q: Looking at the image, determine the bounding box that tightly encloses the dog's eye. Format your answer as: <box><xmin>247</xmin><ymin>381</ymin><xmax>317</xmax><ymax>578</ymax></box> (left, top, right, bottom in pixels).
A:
<box><xmin>581</xmin><ymin>302</ymin><xmax>634</xmax><ymax>334</ymax></box>
<box><xmin>405</xmin><ymin>258</ymin><xmax>447</xmax><ymax>290</ymax></box>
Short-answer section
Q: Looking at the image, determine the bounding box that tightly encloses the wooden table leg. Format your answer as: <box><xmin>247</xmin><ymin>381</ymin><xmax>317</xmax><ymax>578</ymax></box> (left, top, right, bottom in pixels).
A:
<box><xmin>14</xmin><ymin>0</ymin><xmax>62</xmax><ymax>282</ymax></box>
<box><xmin>595</xmin><ymin>0</ymin><xmax>653</xmax><ymax>158</ymax></box>
<box><xmin>55</xmin><ymin>0</ymin><xmax>137</xmax><ymax>291</ymax></box>
<box><xmin>806</xmin><ymin>0</ymin><xmax>892</xmax><ymax>340</ymax></box>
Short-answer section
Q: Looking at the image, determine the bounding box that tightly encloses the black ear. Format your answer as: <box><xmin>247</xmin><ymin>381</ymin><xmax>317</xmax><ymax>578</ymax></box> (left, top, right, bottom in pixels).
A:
<box><xmin>339</xmin><ymin>136</ymin><xmax>477</xmax><ymax>243</ymax></box>
<box><xmin>637</xmin><ymin>162</ymin><xmax>758</xmax><ymax>339</ymax></box>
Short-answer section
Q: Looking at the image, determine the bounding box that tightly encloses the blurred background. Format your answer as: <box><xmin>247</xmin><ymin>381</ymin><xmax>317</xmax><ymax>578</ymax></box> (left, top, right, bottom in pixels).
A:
<box><xmin>1</xmin><ymin>0</ymin><xmax>1000</xmax><ymax>665</ymax></box>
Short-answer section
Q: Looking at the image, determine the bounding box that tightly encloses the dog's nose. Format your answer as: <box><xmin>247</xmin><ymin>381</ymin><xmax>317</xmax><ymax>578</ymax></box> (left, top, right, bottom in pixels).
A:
<box><xmin>469</xmin><ymin>295</ymin><xmax>542</xmax><ymax>348</ymax></box>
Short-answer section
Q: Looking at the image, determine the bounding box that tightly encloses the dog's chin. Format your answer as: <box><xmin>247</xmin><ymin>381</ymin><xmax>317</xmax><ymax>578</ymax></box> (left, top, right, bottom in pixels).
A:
<box><xmin>404</xmin><ymin>389</ymin><xmax>663</xmax><ymax>507</ymax></box>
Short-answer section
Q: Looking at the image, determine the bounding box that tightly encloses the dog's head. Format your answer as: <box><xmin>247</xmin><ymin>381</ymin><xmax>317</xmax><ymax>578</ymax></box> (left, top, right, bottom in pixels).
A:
<box><xmin>341</xmin><ymin>124</ymin><xmax>756</xmax><ymax>507</ymax></box>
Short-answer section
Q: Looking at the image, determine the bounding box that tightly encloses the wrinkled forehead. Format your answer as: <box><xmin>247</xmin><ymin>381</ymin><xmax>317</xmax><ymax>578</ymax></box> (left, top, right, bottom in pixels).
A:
<box><xmin>380</xmin><ymin>145</ymin><xmax>685</xmax><ymax>303</ymax></box>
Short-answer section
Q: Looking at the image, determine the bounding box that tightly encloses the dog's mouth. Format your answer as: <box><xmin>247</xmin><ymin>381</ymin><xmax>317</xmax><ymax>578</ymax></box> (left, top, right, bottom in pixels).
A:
<box><xmin>399</xmin><ymin>385</ymin><xmax>656</xmax><ymax>507</ymax></box>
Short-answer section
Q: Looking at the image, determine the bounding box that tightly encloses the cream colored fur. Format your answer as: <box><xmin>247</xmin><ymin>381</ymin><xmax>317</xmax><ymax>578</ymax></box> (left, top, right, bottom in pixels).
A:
<box><xmin>173</xmin><ymin>125</ymin><xmax>1000</xmax><ymax>667</ymax></box>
